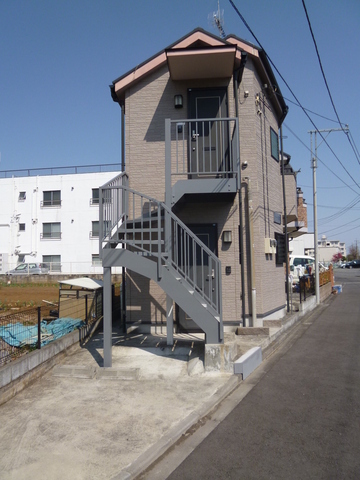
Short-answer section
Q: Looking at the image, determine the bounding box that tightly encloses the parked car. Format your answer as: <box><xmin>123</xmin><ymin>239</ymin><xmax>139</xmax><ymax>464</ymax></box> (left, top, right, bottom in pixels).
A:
<box><xmin>289</xmin><ymin>255</ymin><xmax>328</xmax><ymax>283</ymax></box>
<box><xmin>345</xmin><ymin>260</ymin><xmax>360</xmax><ymax>269</ymax></box>
<box><xmin>6</xmin><ymin>263</ymin><xmax>49</xmax><ymax>275</ymax></box>
<box><xmin>289</xmin><ymin>255</ymin><xmax>315</xmax><ymax>283</ymax></box>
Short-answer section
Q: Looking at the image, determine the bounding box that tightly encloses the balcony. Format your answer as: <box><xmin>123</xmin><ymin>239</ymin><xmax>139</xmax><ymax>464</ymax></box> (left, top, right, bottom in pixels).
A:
<box><xmin>40</xmin><ymin>200</ymin><xmax>62</xmax><ymax>208</ymax></box>
<box><xmin>40</xmin><ymin>232</ymin><xmax>62</xmax><ymax>240</ymax></box>
<box><xmin>165</xmin><ymin>117</ymin><xmax>240</xmax><ymax>207</ymax></box>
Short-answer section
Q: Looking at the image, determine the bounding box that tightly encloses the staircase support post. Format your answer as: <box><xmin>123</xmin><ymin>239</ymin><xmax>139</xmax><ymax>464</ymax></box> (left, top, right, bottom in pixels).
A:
<box><xmin>103</xmin><ymin>266</ymin><xmax>112</xmax><ymax>367</ymax></box>
<box><xmin>166</xmin><ymin>295</ymin><xmax>174</xmax><ymax>346</ymax></box>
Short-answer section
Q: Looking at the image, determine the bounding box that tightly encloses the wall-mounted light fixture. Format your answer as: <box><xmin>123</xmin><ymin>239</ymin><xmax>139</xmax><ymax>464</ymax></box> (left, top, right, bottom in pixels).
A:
<box><xmin>174</xmin><ymin>94</ymin><xmax>183</xmax><ymax>109</ymax></box>
<box><xmin>222</xmin><ymin>230</ymin><xmax>232</xmax><ymax>244</ymax></box>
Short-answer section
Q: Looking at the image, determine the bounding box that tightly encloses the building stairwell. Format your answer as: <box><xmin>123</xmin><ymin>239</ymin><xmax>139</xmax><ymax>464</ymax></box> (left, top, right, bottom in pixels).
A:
<box><xmin>100</xmin><ymin>174</ymin><xmax>223</xmax><ymax>346</ymax></box>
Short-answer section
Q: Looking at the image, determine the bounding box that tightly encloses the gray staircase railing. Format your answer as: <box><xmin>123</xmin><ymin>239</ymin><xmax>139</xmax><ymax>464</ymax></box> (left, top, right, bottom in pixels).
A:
<box><xmin>99</xmin><ymin>182</ymin><xmax>222</xmax><ymax>320</ymax></box>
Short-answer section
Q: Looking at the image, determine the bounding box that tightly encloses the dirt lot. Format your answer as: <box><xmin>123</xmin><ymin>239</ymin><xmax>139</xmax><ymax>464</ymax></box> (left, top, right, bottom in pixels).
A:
<box><xmin>0</xmin><ymin>282</ymin><xmax>59</xmax><ymax>312</ymax></box>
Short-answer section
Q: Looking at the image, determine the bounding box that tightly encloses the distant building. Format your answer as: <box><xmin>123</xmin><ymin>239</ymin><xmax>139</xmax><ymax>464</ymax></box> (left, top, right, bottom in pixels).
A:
<box><xmin>305</xmin><ymin>235</ymin><xmax>346</xmax><ymax>264</ymax></box>
<box><xmin>291</xmin><ymin>233</ymin><xmax>346</xmax><ymax>264</ymax></box>
<box><xmin>0</xmin><ymin>166</ymin><xmax>121</xmax><ymax>274</ymax></box>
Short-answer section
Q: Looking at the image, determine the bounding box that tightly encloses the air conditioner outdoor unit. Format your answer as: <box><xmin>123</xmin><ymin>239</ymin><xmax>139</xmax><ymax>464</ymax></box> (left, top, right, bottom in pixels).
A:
<box><xmin>264</xmin><ymin>237</ymin><xmax>277</xmax><ymax>255</ymax></box>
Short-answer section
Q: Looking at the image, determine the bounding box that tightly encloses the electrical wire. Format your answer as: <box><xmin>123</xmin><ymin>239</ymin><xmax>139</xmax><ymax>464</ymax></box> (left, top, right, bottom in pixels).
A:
<box><xmin>302</xmin><ymin>0</ymin><xmax>360</xmax><ymax>167</ymax></box>
<box><xmin>280</xmin><ymin>95</ymin><xmax>345</xmax><ymax>125</ymax></box>
<box><xmin>284</xmin><ymin>123</ymin><xmax>359</xmax><ymax>195</ymax></box>
<box><xmin>320</xmin><ymin>223</ymin><xmax>360</xmax><ymax>237</ymax></box>
<box><xmin>302</xmin><ymin>0</ymin><xmax>344</xmax><ymax>131</ymax></box>
<box><xmin>227</xmin><ymin>0</ymin><xmax>360</xmax><ymax>189</ymax></box>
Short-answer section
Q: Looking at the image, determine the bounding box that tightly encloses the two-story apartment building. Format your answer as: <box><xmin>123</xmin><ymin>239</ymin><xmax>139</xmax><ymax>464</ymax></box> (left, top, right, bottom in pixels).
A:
<box><xmin>100</xmin><ymin>28</ymin><xmax>293</xmax><ymax>366</ymax></box>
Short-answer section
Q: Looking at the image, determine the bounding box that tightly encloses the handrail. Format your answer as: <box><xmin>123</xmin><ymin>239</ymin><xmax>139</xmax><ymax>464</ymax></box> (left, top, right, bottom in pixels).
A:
<box><xmin>167</xmin><ymin>117</ymin><xmax>239</xmax><ymax>184</ymax></box>
<box><xmin>99</xmin><ymin>183</ymin><xmax>222</xmax><ymax>316</ymax></box>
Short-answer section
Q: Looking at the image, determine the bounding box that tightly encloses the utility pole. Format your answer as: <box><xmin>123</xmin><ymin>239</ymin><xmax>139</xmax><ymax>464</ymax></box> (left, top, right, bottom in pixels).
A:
<box><xmin>309</xmin><ymin>126</ymin><xmax>349</xmax><ymax>304</ymax></box>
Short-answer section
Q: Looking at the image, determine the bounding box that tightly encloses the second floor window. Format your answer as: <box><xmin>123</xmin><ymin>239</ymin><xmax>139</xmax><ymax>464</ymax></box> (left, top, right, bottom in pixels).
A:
<box><xmin>42</xmin><ymin>190</ymin><xmax>61</xmax><ymax>207</ymax></box>
<box><xmin>91</xmin><ymin>188</ymin><xmax>99</xmax><ymax>205</ymax></box>
<box><xmin>41</xmin><ymin>222</ymin><xmax>61</xmax><ymax>239</ymax></box>
<box><xmin>270</xmin><ymin>127</ymin><xmax>279</xmax><ymax>162</ymax></box>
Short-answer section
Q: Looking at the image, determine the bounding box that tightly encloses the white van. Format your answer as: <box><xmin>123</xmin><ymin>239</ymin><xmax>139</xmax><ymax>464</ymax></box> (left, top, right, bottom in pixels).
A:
<box><xmin>289</xmin><ymin>255</ymin><xmax>315</xmax><ymax>283</ymax></box>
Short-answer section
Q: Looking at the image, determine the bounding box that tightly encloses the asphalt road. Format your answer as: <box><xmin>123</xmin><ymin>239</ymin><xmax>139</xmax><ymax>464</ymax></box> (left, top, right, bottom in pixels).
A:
<box><xmin>145</xmin><ymin>268</ymin><xmax>360</xmax><ymax>480</ymax></box>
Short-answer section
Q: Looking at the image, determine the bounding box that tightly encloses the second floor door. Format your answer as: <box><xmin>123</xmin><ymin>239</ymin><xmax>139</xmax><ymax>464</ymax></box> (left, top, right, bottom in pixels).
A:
<box><xmin>188</xmin><ymin>88</ymin><xmax>229</xmax><ymax>178</ymax></box>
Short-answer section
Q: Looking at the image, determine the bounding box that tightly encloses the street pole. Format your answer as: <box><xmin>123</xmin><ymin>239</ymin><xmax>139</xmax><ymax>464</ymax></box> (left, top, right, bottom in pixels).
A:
<box><xmin>309</xmin><ymin>126</ymin><xmax>349</xmax><ymax>305</ymax></box>
<box><xmin>312</xmin><ymin>131</ymin><xmax>320</xmax><ymax>304</ymax></box>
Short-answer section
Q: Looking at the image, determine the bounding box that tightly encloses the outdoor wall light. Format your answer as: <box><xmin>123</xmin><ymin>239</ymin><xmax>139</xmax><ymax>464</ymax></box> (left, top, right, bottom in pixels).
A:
<box><xmin>222</xmin><ymin>230</ymin><xmax>232</xmax><ymax>243</ymax></box>
<box><xmin>174</xmin><ymin>94</ymin><xmax>183</xmax><ymax>109</ymax></box>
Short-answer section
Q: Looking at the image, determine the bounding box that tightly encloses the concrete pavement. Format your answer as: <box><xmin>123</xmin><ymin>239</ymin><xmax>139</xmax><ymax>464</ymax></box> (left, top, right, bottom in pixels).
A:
<box><xmin>157</xmin><ymin>273</ymin><xmax>360</xmax><ymax>479</ymax></box>
<box><xmin>0</xmin><ymin>291</ymin><xmax>338</xmax><ymax>480</ymax></box>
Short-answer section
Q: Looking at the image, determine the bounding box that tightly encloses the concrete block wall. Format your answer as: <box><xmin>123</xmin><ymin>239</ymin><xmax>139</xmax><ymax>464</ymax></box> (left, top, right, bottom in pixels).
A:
<box><xmin>0</xmin><ymin>318</ymin><xmax>101</xmax><ymax>405</ymax></box>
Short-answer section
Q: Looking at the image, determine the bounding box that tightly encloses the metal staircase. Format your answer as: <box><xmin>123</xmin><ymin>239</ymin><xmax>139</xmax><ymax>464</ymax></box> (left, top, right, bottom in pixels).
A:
<box><xmin>99</xmin><ymin>173</ymin><xmax>223</xmax><ymax>344</ymax></box>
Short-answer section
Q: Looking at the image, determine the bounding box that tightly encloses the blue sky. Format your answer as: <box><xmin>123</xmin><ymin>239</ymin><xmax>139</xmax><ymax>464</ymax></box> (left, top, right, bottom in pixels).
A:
<box><xmin>1</xmin><ymin>0</ymin><xmax>360</xmax><ymax>251</ymax></box>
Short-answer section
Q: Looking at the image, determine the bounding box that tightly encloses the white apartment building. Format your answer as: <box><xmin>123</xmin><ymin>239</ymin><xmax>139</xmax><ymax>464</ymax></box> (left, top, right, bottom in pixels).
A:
<box><xmin>0</xmin><ymin>168</ymin><xmax>121</xmax><ymax>274</ymax></box>
<box><xmin>291</xmin><ymin>233</ymin><xmax>346</xmax><ymax>265</ymax></box>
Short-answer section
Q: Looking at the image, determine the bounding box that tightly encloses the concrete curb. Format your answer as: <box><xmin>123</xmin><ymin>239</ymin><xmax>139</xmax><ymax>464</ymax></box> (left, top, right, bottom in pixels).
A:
<box><xmin>113</xmin><ymin>299</ymin><xmax>332</xmax><ymax>480</ymax></box>
<box><xmin>112</xmin><ymin>375</ymin><xmax>241</xmax><ymax>480</ymax></box>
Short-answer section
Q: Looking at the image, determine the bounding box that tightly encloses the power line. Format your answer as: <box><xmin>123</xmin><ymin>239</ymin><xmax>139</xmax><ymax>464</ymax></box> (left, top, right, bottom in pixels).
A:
<box><xmin>227</xmin><ymin>0</ymin><xmax>360</xmax><ymax>190</ymax></box>
<box><xmin>302</xmin><ymin>0</ymin><xmax>360</xmax><ymax>167</ymax></box>
<box><xmin>280</xmin><ymin>94</ymin><xmax>344</xmax><ymax>125</ymax></box>
<box><xmin>320</xmin><ymin>223</ymin><xmax>360</xmax><ymax>237</ymax></box>
<box><xmin>307</xmin><ymin>203</ymin><xmax>360</xmax><ymax>210</ymax></box>
<box><xmin>284</xmin><ymin>123</ymin><xmax>359</xmax><ymax>195</ymax></box>
<box><xmin>302</xmin><ymin>0</ymin><xmax>344</xmax><ymax>131</ymax></box>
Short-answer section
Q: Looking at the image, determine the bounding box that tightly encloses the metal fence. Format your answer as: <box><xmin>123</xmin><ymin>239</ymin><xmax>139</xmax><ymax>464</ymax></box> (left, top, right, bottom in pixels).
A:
<box><xmin>299</xmin><ymin>274</ymin><xmax>316</xmax><ymax>303</ymax></box>
<box><xmin>0</xmin><ymin>292</ymin><xmax>103</xmax><ymax>367</ymax></box>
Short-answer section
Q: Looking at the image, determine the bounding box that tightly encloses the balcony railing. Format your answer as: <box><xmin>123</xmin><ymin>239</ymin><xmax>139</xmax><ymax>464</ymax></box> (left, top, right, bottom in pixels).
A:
<box><xmin>40</xmin><ymin>232</ymin><xmax>62</xmax><ymax>240</ymax></box>
<box><xmin>40</xmin><ymin>200</ymin><xmax>62</xmax><ymax>208</ymax></box>
<box><xmin>165</xmin><ymin>117</ymin><xmax>240</xmax><ymax>187</ymax></box>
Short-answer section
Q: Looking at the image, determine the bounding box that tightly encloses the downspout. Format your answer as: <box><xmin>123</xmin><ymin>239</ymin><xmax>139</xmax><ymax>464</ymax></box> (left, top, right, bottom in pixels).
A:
<box><xmin>280</xmin><ymin>125</ymin><xmax>290</xmax><ymax>312</ymax></box>
<box><xmin>120</xmin><ymin>102</ymin><xmax>126</xmax><ymax>331</ymax></box>
<box><xmin>233</xmin><ymin>51</ymin><xmax>247</xmax><ymax>327</ymax></box>
<box><xmin>244</xmin><ymin>177</ymin><xmax>257</xmax><ymax>327</ymax></box>
<box><xmin>110</xmin><ymin>85</ymin><xmax>127</xmax><ymax>331</ymax></box>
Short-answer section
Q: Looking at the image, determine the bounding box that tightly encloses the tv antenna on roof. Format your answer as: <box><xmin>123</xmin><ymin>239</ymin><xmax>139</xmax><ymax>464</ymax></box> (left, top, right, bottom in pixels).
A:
<box><xmin>209</xmin><ymin>1</ymin><xmax>226</xmax><ymax>38</ymax></box>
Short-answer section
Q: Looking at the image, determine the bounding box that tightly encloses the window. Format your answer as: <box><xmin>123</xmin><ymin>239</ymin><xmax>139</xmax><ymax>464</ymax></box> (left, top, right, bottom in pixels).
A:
<box><xmin>42</xmin><ymin>190</ymin><xmax>61</xmax><ymax>207</ymax></box>
<box><xmin>18</xmin><ymin>191</ymin><xmax>26</xmax><ymax>201</ymax></box>
<box><xmin>43</xmin><ymin>255</ymin><xmax>61</xmax><ymax>272</ymax></box>
<box><xmin>92</xmin><ymin>254</ymin><xmax>102</xmax><ymax>265</ymax></box>
<box><xmin>91</xmin><ymin>188</ymin><xmax>99</xmax><ymax>205</ymax></box>
<box><xmin>270</xmin><ymin>127</ymin><xmax>279</xmax><ymax>161</ymax></box>
<box><xmin>41</xmin><ymin>222</ymin><xmax>61</xmax><ymax>239</ymax></box>
<box><xmin>275</xmin><ymin>232</ymin><xmax>286</xmax><ymax>265</ymax></box>
<box><xmin>91</xmin><ymin>221</ymin><xmax>100</xmax><ymax>238</ymax></box>
<box><xmin>19</xmin><ymin>223</ymin><xmax>25</xmax><ymax>232</ymax></box>
<box><xmin>90</xmin><ymin>221</ymin><xmax>110</xmax><ymax>238</ymax></box>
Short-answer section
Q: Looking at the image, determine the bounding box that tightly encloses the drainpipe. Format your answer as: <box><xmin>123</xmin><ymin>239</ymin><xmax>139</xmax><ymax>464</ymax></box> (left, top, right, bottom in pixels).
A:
<box><xmin>110</xmin><ymin>85</ymin><xmax>127</xmax><ymax>331</ymax></box>
<box><xmin>280</xmin><ymin>125</ymin><xmax>290</xmax><ymax>312</ymax></box>
<box><xmin>233</xmin><ymin>51</ymin><xmax>247</xmax><ymax>327</ymax></box>
<box><xmin>120</xmin><ymin>102</ymin><xmax>126</xmax><ymax>331</ymax></box>
<box><xmin>243</xmin><ymin>177</ymin><xmax>257</xmax><ymax>327</ymax></box>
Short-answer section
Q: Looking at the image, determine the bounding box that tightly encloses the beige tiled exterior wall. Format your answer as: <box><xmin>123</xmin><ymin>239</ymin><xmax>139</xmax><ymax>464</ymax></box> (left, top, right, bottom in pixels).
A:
<box><xmin>124</xmin><ymin>56</ymin><xmax>287</xmax><ymax>326</ymax></box>
<box><xmin>297</xmin><ymin>190</ymin><xmax>308</xmax><ymax>227</ymax></box>
<box><xmin>285</xmin><ymin>174</ymin><xmax>297</xmax><ymax>218</ymax></box>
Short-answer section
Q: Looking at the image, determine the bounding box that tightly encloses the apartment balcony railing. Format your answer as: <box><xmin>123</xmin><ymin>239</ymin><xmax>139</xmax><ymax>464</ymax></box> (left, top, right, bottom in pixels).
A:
<box><xmin>40</xmin><ymin>200</ymin><xmax>62</xmax><ymax>208</ymax></box>
<box><xmin>165</xmin><ymin>117</ymin><xmax>240</xmax><ymax>205</ymax></box>
<box><xmin>40</xmin><ymin>232</ymin><xmax>62</xmax><ymax>240</ymax></box>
